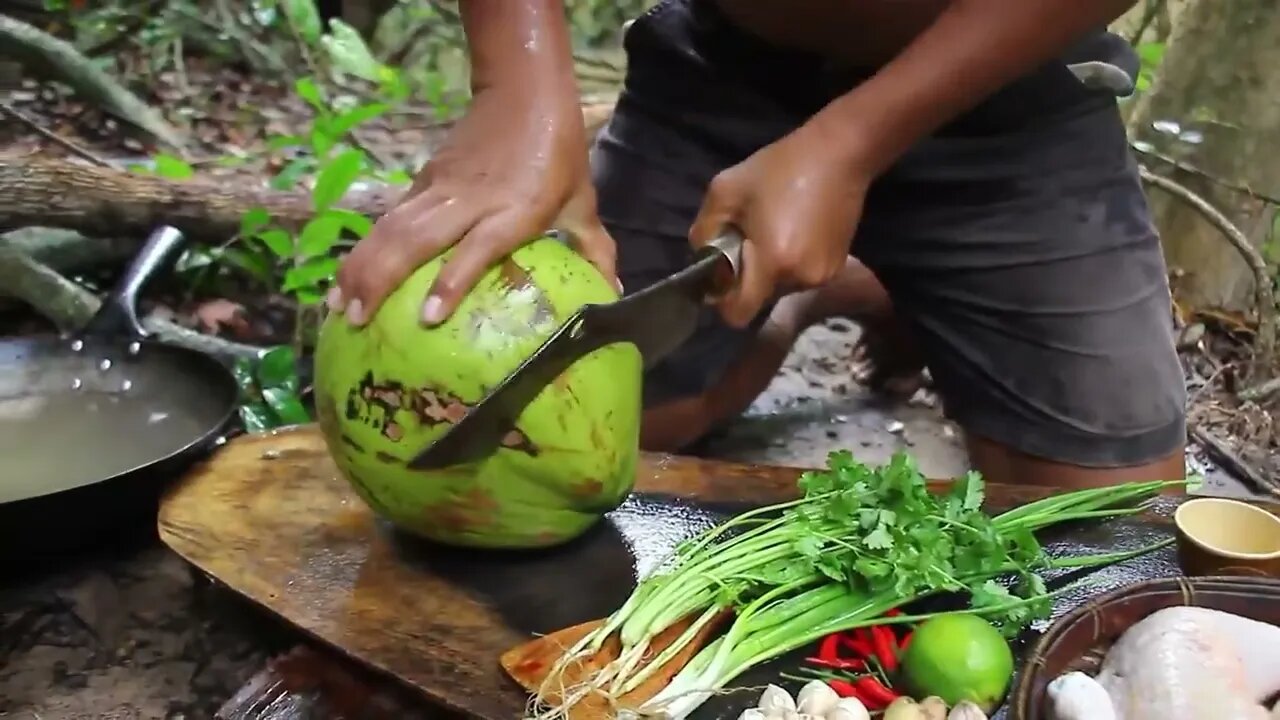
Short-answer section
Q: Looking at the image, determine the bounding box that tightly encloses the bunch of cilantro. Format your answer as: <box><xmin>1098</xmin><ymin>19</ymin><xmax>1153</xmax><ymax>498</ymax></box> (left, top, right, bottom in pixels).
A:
<box><xmin>784</xmin><ymin>450</ymin><xmax>1054</xmax><ymax>635</ymax></box>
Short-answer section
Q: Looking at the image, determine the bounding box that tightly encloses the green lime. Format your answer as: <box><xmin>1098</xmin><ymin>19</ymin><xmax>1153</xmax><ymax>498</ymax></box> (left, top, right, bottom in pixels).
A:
<box><xmin>898</xmin><ymin>614</ymin><xmax>1014</xmax><ymax>713</ymax></box>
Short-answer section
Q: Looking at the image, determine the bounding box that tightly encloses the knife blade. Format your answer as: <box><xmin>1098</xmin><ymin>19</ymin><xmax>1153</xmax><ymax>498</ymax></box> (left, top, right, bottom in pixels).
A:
<box><xmin>407</xmin><ymin>229</ymin><xmax>744</xmax><ymax>471</ymax></box>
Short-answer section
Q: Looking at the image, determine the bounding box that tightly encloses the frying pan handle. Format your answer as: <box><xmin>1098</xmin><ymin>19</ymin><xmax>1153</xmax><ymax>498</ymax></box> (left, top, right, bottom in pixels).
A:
<box><xmin>82</xmin><ymin>226</ymin><xmax>188</xmax><ymax>340</ymax></box>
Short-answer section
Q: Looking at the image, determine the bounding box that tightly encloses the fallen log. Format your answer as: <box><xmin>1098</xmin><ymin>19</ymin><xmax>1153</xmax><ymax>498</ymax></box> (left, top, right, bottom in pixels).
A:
<box><xmin>0</xmin><ymin>99</ymin><xmax>619</xmax><ymax>245</ymax></box>
<box><xmin>0</xmin><ymin>157</ymin><xmax>399</xmax><ymax>243</ymax></box>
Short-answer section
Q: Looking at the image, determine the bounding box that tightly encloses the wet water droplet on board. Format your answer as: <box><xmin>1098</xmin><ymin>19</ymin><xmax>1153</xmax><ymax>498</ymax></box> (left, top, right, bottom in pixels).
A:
<box><xmin>120</xmin><ymin>379</ymin><xmax>133</xmax><ymax>392</ymax></box>
<box><xmin>70</xmin><ymin>339</ymin><xmax>84</xmax><ymax>352</ymax></box>
<box><xmin>98</xmin><ymin>358</ymin><xmax>112</xmax><ymax>371</ymax></box>
<box><xmin>71</xmin><ymin>378</ymin><xmax>83</xmax><ymax>390</ymax></box>
<box><xmin>127</xmin><ymin>341</ymin><xmax>142</xmax><ymax>355</ymax></box>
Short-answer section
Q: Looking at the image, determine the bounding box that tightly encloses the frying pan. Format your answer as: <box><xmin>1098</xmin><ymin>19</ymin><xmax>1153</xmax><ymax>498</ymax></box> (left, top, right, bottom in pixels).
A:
<box><xmin>0</xmin><ymin>226</ymin><xmax>241</xmax><ymax>563</ymax></box>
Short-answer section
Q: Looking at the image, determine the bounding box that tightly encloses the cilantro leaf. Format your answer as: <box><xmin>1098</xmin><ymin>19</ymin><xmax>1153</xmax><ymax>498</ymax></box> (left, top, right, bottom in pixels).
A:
<box><xmin>863</xmin><ymin>524</ymin><xmax>894</xmax><ymax>550</ymax></box>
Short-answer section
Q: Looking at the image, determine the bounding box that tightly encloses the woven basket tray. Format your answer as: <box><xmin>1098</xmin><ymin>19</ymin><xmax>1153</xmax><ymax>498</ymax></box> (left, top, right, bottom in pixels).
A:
<box><xmin>1008</xmin><ymin>575</ymin><xmax>1280</xmax><ymax>720</ymax></box>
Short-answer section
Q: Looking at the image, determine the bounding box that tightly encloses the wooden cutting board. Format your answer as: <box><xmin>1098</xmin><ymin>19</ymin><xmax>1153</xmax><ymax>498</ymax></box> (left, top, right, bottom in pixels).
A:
<box><xmin>155</xmin><ymin>424</ymin><xmax>1161</xmax><ymax>720</ymax></box>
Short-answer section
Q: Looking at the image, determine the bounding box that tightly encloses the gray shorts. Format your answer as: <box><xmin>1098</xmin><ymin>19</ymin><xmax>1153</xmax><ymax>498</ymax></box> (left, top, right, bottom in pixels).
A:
<box><xmin>591</xmin><ymin>0</ymin><xmax>1187</xmax><ymax>467</ymax></box>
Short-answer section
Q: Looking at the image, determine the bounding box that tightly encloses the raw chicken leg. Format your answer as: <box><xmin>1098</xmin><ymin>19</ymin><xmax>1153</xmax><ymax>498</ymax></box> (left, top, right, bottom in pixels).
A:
<box><xmin>1095</xmin><ymin>607</ymin><xmax>1280</xmax><ymax>720</ymax></box>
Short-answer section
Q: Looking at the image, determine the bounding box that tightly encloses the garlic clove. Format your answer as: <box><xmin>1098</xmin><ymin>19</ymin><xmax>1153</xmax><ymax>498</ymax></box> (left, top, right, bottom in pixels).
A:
<box><xmin>758</xmin><ymin>684</ymin><xmax>797</xmax><ymax>715</ymax></box>
<box><xmin>828</xmin><ymin>697</ymin><xmax>872</xmax><ymax>720</ymax></box>
<box><xmin>947</xmin><ymin>700</ymin><xmax>989</xmax><ymax>720</ymax></box>
<box><xmin>918</xmin><ymin>696</ymin><xmax>948</xmax><ymax>720</ymax></box>
<box><xmin>737</xmin><ymin>710</ymin><xmax>768</xmax><ymax>720</ymax></box>
<box><xmin>883</xmin><ymin>697</ymin><xmax>927</xmax><ymax>720</ymax></box>
<box><xmin>795</xmin><ymin>680</ymin><xmax>840</xmax><ymax>717</ymax></box>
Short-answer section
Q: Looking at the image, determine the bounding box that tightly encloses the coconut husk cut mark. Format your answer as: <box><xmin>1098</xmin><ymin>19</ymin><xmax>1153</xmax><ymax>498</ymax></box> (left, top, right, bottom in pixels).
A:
<box><xmin>500</xmin><ymin>611</ymin><xmax>730</xmax><ymax>720</ymax></box>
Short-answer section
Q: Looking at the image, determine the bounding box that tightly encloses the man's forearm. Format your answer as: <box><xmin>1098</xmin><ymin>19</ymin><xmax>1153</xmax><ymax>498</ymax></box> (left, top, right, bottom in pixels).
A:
<box><xmin>809</xmin><ymin>0</ymin><xmax>1137</xmax><ymax>177</ymax></box>
<box><xmin>460</xmin><ymin>0</ymin><xmax>579</xmax><ymax>104</ymax></box>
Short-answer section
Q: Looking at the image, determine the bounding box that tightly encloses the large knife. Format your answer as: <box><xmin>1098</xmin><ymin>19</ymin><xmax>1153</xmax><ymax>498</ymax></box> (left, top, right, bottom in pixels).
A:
<box><xmin>407</xmin><ymin>229</ymin><xmax>744</xmax><ymax>471</ymax></box>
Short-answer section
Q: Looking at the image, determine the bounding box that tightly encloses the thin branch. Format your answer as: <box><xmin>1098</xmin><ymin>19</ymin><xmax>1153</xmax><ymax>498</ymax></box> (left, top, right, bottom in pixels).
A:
<box><xmin>0</xmin><ymin>101</ymin><xmax>111</xmax><ymax>167</ymax></box>
<box><xmin>0</xmin><ymin>244</ymin><xmax>264</xmax><ymax>362</ymax></box>
<box><xmin>573</xmin><ymin>51</ymin><xmax>625</xmax><ymax>74</ymax></box>
<box><xmin>1189</xmin><ymin>423</ymin><xmax>1280</xmax><ymax>498</ymax></box>
<box><xmin>1127</xmin><ymin>0</ymin><xmax>1166</xmax><ymax>45</ymax></box>
<box><xmin>1133</xmin><ymin>143</ymin><xmax>1280</xmax><ymax>206</ymax></box>
<box><xmin>1138</xmin><ymin>165</ymin><xmax>1277</xmax><ymax>363</ymax></box>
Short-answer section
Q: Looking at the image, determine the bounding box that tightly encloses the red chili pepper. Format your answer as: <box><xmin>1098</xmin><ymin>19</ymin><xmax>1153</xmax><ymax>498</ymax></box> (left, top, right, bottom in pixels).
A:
<box><xmin>805</xmin><ymin>656</ymin><xmax>865</xmax><ymax>670</ymax></box>
<box><xmin>854</xmin><ymin>676</ymin><xmax>901</xmax><ymax>710</ymax></box>
<box><xmin>819</xmin><ymin>633</ymin><xmax>841</xmax><ymax>661</ymax></box>
<box><xmin>841</xmin><ymin>629</ymin><xmax>875</xmax><ymax>657</ymax></box>
<box><xmin>886</xmin><ymin>608</ymin><xmax>902</xmax><ymax>617</ymax></box>
<box><xmin>870</xmin><ymin>625</ymin><xmax>899</xmax><ymax>672</ymax></box>
<box><xmin>898</xmin><ymin>630</ymin><xmax>914</xmax><ymax>651</ymax></box>
<box><xmin>826</xmin><ymin>678</ymin><xmax>860</xmax><ymax>698</ymax></box>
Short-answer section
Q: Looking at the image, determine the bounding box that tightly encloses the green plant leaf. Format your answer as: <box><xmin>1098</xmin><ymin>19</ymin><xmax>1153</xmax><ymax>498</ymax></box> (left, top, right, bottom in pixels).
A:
<box><xmin>257</xmin><ymin>228</ymin><xmax>294</xmax><ymax>257</ymax></box>
<box><xmin>271</xmin><ymin>156</ymin><xmax>314</xmax><ymax>190</ymax></box>
<box><xmin>240</xmin><ymin>207</ymin><xmax>272</xmax><ymax>236</ymax></box>
<box><xmin>322</xmin><ymin>18</ymin><xmax>382</xmax><ymax>81</ymax></box>
<box><xmin>309</xmin><ymin>119</ymin><xmax>336</xmax><ymax>157</ymax></box>
<box><xmin>239</xmin><ymin>401</ymin><xmax>275</xmax><ymax>433</ymax></box>
<box><xmin>295</xmin><ymin>286</ymin><xmax>325</xmax><ymax>304</ymax></box>
<box><xmin>220</xmin><ymin>246</ymin><xmax>274</xmax><ymax>283</ymax></box>
<box><xmin>294</xmin><ymin>76</ymin><xmax>326</xmax><ymax>111</ymax></box>
<box><xmin>263</xmin><ymin>387</ymin><xmax>312</xmax><ymax>425</ymax></box>
<box><xmin>311</xmin><ymin>149</ymin><xmax>365</xmax><ymax>211</ymax></box>
<box><xmin>257</xmin><ymin>345</ymin><xmax>299</xmax><ymax>392</ymax></box>
<box><xmin>297</xmin><ymin>213</ymin><xmax>344</xmax><ymax>257</ymax></box>
<box><xmin>1265</xmin><ymin>212</ymin><xmax>1280</xmax><ymax>264</ymax></box>
<box><xmin>153</xmin><ymin>153</ymin><xmax>194</xmax><ymax>180</ymax></box>
<box><xmin>377</xmin><ymin>65</ymin><xmax>410</xmax><ymax>102</ymax></box>
<box><xmin>174</xmin><ymin>247</ymin><xmax>215</xmax><ymax>273</ymax></box>
<box><xmin>1136</xmin><ymin>41</ymin><xmax>1166</xmax><ymax>68</ymax></box>
<box><xmin>283</xmin><ymin>256</ymin><xmax>340</xmax><ymax>292</ymax></box>
<box><xmin>232</xmin><ymin>357</ymin><xmax>258</xmax><ymax>395</ymax></box>
<box><xmin>282</xmin><ymin>0</ymin><xmax>322</xmax><ymax>45</ymax></box>
<box><xmin>266</xmin><ymin>134</ymin><xmax>305</xmax><ymax>151</ymax></box>
<box><xmin>327</xmin><ymin>207</ymin><xmax>373</xmax><ymax>237</ymax></box>
<box><xmin>330</xmin><ymin>102</ymin><xmax>388</xmax><ymax>139</ymax></box>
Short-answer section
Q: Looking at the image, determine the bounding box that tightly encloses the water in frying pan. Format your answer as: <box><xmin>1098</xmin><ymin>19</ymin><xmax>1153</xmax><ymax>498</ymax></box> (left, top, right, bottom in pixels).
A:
<box><xmin>0</xmin><ymin>390</ymin><xmax>210</xmax><ymax>503</ymax></box>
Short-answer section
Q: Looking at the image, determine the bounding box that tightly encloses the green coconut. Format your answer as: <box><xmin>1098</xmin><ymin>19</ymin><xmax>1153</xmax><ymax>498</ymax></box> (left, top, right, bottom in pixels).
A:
<box><xmin>313</xmin><ymin>236</ymin><xmax>642</xmax><ymax>549</ymax></box>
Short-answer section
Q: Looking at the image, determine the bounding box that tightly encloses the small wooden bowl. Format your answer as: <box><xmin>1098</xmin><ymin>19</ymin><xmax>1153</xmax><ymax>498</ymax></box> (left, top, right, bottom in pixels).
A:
<box><xmin>1008</xmin><ymin>576</ymin><xmax>1280</xmax><ymax>720</ymax></box>
<box><xmin>1174</xmin><ymin>497</ymin><xmax>1280</xmax><ymax>578</ymax></box>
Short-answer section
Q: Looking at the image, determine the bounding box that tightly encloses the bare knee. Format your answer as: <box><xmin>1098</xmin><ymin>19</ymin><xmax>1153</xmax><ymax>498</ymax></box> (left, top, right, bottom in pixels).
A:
<box><xmin>965</xmin><ymin>432</ymin><xmax>1186</xmax><ymax>490</ymax></box>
